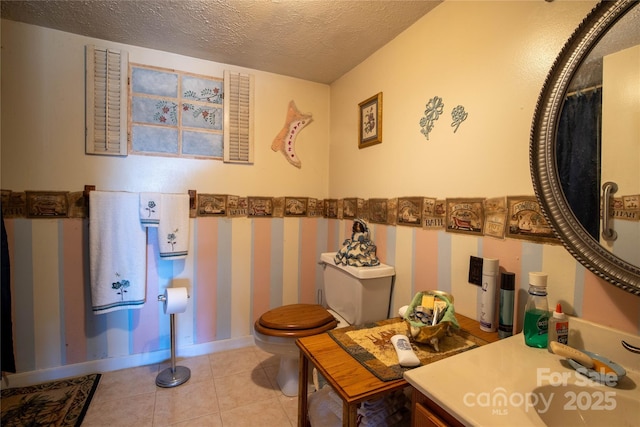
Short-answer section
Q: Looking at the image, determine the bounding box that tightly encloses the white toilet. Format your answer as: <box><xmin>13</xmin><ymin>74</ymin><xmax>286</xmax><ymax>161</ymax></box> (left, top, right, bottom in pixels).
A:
<box><xmin>253</xmin><ymin>252</ymin><xmax>395</xmax><ymax>396</ymax></box>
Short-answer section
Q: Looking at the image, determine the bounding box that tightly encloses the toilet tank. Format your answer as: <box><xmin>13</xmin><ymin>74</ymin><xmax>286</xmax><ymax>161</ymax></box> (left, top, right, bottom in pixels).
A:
<box><xmin>320</xmin><ymin>252</ymin><xmax>395</xmax><ymax>326</ymax></box>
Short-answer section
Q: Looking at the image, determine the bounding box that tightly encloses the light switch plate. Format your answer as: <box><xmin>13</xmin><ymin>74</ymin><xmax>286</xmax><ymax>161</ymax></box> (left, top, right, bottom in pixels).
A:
<box><xmin>469</xmin><ymin>256</ymin><xmax>483</xmax><ymax>286</ymax></box>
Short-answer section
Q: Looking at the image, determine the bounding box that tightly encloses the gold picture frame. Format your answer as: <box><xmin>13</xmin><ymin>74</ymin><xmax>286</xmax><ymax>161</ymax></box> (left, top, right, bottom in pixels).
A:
<box><xmin>358</xmin><ymin>92</ymin><xmax>383</xmax><ymax>148</ymax></box>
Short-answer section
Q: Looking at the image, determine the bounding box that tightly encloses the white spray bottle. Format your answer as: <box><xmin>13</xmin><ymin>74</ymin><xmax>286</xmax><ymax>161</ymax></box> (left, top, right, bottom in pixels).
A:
<box><xmin>479</xmin><ymin>258</ymin><xmax>499</xmax><ymax>332</ymax></box>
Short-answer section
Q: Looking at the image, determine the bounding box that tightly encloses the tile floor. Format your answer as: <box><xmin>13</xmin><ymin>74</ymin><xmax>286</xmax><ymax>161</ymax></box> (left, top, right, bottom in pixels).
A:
<box><xmin>82</xmin><ymin>345</ymin><xmax>299</xmax><ymax>427</ymax></box>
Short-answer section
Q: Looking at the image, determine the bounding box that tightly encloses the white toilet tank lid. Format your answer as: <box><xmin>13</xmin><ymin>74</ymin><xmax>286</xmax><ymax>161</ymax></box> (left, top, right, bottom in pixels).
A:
<box><xmin>320</xmin><ymin>252</ymin><xmax>395</xmax><ymax>279</ymax></box>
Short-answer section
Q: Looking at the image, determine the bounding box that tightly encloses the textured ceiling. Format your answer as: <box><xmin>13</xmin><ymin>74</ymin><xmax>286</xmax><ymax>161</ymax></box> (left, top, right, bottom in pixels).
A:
<box><xmin>1</xmin><ymin>0</ymin><xmax>442</xmax><ymax>84</ymax></box>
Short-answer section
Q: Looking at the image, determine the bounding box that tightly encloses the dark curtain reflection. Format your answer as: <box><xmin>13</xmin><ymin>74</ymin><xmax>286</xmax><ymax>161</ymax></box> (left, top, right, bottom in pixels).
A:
<box><xmin>1</xmin><ymin>210</ymin><xmax>16</xmax><ymax>373</ymax></box>
<box><xmin>556</xmin><ymin>88</ymin><xmax>602</xmax><ymax>240</ymax></box>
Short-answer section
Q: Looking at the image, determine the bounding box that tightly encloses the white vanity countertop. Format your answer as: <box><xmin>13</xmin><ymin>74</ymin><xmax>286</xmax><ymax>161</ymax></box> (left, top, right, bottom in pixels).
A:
<box><xmin>404</xmin><ymin>322</ymin><xmax>640</xmax><ymax>427</ymax></box>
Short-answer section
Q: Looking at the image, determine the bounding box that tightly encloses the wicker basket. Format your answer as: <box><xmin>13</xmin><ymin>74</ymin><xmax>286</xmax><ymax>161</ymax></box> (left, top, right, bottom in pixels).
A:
<box><xmin>403</xmin><ymin>290</ymin><xmax>454</xmax><ymax>351</ymax></box>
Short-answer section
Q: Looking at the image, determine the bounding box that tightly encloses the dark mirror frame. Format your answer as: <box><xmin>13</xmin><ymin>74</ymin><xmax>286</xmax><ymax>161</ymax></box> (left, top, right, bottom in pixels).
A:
<box><xmin>530</xmin><ymin>0</ymin><xmax>640</xmax><ymax>296</ymax></box>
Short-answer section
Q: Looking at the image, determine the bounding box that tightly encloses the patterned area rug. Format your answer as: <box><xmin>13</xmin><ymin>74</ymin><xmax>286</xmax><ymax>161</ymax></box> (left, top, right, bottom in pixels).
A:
<box><xmin>1</xmin><ymin>373</ymin><xmax>101</xmax><ymax>427</ymax></box>
<box><xmin>329</xmin><ymin>318</ymin><xmax>480</xmax><ymax>381</ymax></box>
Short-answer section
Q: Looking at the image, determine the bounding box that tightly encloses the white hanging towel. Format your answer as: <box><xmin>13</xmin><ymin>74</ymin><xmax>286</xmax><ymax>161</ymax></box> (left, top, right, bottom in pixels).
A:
<box><xmin>139</xmin><ymin>192</ymin><xmax>161</xmax><ymax>227</ymax></box>
<box><xmin>90</xmin><ymin>191</ymin><xmax>147</xmax><ymax>314</ymax></box>
<box><xmin>158</xmin><ymin>193</ymin><xmax>190</xmax><ymax>260</ymax></box>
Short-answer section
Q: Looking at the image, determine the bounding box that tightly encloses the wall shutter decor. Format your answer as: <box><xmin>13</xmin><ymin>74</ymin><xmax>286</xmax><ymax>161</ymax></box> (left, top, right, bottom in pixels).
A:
<box><xmin>223</xmin><ymin>71</ymin><xmax>254</xmax><ymax>164</ymax></box>
<box><xmin>85</xmin><ymin>45</ymin><xmax>129</xmax><ymax>156</ymax></box>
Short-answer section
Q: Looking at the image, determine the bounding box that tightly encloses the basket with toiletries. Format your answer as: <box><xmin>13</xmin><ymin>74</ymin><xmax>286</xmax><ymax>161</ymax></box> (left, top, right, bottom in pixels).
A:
<box><xmin>402</xmin><ymin>290</ymin><xmax>458</xmax><ymax>351</ymax></box>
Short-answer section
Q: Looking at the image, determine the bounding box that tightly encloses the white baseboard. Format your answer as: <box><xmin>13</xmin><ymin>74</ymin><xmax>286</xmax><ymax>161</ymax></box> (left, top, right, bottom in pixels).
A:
<box><xmin>1</xmin><ymin>335</ymin><xmax>255</xmax><ymax>389</ymax></box>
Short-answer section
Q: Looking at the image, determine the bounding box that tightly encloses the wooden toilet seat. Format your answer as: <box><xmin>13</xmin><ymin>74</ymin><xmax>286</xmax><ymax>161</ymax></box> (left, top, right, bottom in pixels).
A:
<box><xmin>255</xmin><ymin>304</ymin><xmax>338</xmax><ymax>338</ymax></box>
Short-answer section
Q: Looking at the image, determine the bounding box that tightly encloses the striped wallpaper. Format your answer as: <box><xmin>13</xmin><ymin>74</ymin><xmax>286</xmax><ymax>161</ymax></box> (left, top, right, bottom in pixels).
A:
<box><xmin>4</xmin><ymin>216</ymin><xmax>639</xmax><ymax>378</ymax></box>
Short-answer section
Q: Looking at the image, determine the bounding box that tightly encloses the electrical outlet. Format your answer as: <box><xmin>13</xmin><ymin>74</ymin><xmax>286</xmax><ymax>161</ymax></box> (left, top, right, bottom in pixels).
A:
<box><xmin>469</xmin><ymin>256</ymin><xmax>483</xmax><ymax>286</ymax></box>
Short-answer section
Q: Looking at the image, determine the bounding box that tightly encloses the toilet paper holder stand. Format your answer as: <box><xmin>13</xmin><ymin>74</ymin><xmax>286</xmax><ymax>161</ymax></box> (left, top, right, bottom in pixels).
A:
<box><xmin>156</xmin><ymin>292</ymin><xmax>191</xmax><ymax>388</ymax></box>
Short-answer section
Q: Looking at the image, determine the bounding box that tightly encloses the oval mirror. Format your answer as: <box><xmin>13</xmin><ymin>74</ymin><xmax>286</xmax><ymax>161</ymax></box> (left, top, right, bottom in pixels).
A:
<box><xmin>531</xmin><ymin>0</ymin><xmax>640</xmax><ymax>296</ymax></box>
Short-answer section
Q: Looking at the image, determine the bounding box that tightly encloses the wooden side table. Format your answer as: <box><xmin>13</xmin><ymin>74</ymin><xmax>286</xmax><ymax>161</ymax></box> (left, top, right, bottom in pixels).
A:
<box><xmin>295</xmin><ymin>314</ymin><xmax>498</xmax><ymax>427</ymax></box>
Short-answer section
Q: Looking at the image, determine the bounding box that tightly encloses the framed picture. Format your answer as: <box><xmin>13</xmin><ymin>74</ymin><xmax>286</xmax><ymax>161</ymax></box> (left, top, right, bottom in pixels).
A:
<box><xmin>506</xmin><ymin>196</ymin><xmax>559</xmax><ymax>244</ymax></box>
<box><xmin>308</xmin><ymin>198</ymin><xmax>322</xmax><ymax>217</ymax></box>
<box><xmin>248</xmin><ymin>197</ymin><xmax>273</xmax><ymax>217</ymax></box>
<box><xmin>445</xmin><ymin>198</ymin><xmax>485</xmax><ymax>236</ymax></box>
<box><xmin>3</xmin><ymin>191</ymin><xmax>26</xmax><ymax>218</ymax></box>
<box><xmin>284</xmin><ymin>197</ymin><xmax>308</xmax><ymax>216</ymax></box>
<box><xmin>368</xmin><ymin>198</ymin><xmax>388</xmax><ymax>224</ymax></box>
<box><xmin>197</xmin><ymin>194</ymin><xmax>227</xmax><ymax>216</ymax></box>
<box><xmin>26</xmin><ymin>191</ymin><xmax>69</xmax><ymax>218</ymax></box>
<box><xmin>358</xmin><ymin>92</ymin><xmax>383</xmax><ymax>148</ymax></box>
<box><xmin>397</xmin><ymin>197</ymin><xmax>423</xmax><ymax>227</ymax></box>
<box><xmin>483</xmin><ymin>197</ymin><xmax>507</xmax><ymax>239</ymax></box>
<box><xmin>342</xmin><ymin>198</ymin><xmax>358</xmax><ymax>219</ymax></box>
<box><xmin>227</xmin><ymin>195</ymin><xmax>248</xmax><ymax>217</ymax></box>
<box><xmin>324</xmin><ymin>199</ymin><xmax>338</xmax><ymax>218</ymax></box>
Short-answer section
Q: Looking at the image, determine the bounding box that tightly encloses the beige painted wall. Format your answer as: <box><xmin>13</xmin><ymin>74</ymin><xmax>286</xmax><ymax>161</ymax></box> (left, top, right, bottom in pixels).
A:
<box><xmin>326</xmin><ymin>0</ymin><xmax>640</xmax><ymax>329</ymax></box>
<box><xmin>1</xmin><ymin>20</ymin><xmax>331</xmax><ymax>197</ymax></box>
<box><xmin>329</xmin><ymin>0</ymin><xmax>597</xmax><ymax>198</ymax></box>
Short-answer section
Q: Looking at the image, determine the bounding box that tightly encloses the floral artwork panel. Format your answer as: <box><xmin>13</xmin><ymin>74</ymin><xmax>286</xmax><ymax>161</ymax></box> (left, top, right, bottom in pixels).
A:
<box><xmin>131</xmin><ymin>125</ymin><xmax>179</xmax><ymax>154</ymax></box>
<box><xmin>129</xmin><ymin>63</ymin><xmax>223</xmax><ymax>159</ymax></box>
<box><xmin>182</xmin><ymin>76</ymin><xmax>223</xmax><ymax>104</ymax></box>
<box><xmin>132</xmin><ymin>97</ymin><xmax>178</xmax><ymax>126</ymax></box>
<box><xmin>361</xmin><ymin>101</ymin><xmax>378</xmax><ymax>140</ymax></box>
<box><xmin>358</xmin><ymin>93</ymin><xmax>383</xmax><ymax>148</ymax></box>
<box><xmin>181</xmin><ymin>104</ymin><xmax>223</xmax><ymax>130</ymax></box>
<box><xmin>182</xmin><ymin>130</ymin><xmax>223</xmax><ymax>157</ymax></box>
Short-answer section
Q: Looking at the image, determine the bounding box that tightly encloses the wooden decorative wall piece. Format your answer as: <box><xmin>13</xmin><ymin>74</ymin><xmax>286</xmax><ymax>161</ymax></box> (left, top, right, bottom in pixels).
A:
<box><xmin>271</xmin><ymin>100</ymin><xmax>313</xmax><ymax>168</ymax></box>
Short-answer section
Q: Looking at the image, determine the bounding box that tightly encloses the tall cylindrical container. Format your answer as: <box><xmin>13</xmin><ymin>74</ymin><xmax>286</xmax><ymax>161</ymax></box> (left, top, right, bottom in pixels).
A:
<box><xmin>498</xmin><ymin>272</ymin><xmax>515</xmax><ymax>339</ymax></box>
<box><xmin>479</xmin><ymin>258</ymin><xmax>499</xmax><ymax>332</ymax></box>
<box><xmin>523</xmin><ymin>272</ymin><xmax>550</xmax><ymax>348</ymax></box>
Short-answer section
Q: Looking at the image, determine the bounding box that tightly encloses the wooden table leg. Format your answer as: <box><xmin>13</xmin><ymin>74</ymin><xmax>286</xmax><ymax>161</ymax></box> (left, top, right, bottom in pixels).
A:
<box><xmin>343</xmin><ymin>402</ymin><xmax>358</xmax><ymax>427</ymax></box>
<box><xmin>298</xmin><ymin>350</ymin><xmax>310</xmax><ymax>427</ymax></box>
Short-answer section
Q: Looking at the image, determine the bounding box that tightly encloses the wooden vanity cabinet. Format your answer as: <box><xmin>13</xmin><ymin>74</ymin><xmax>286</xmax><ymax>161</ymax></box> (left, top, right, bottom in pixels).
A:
<box><xmin>412</xmin><ymin>387</ymin><xmax>464</xmax><ymax>427</ymax></box>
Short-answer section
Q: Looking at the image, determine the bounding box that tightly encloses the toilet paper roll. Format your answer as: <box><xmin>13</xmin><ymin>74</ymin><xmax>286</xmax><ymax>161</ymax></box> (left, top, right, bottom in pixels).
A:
<box><xmin>163</xmin><ymin>287</ymin><xmax>188</xmax><ymax>314</ymax></box>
